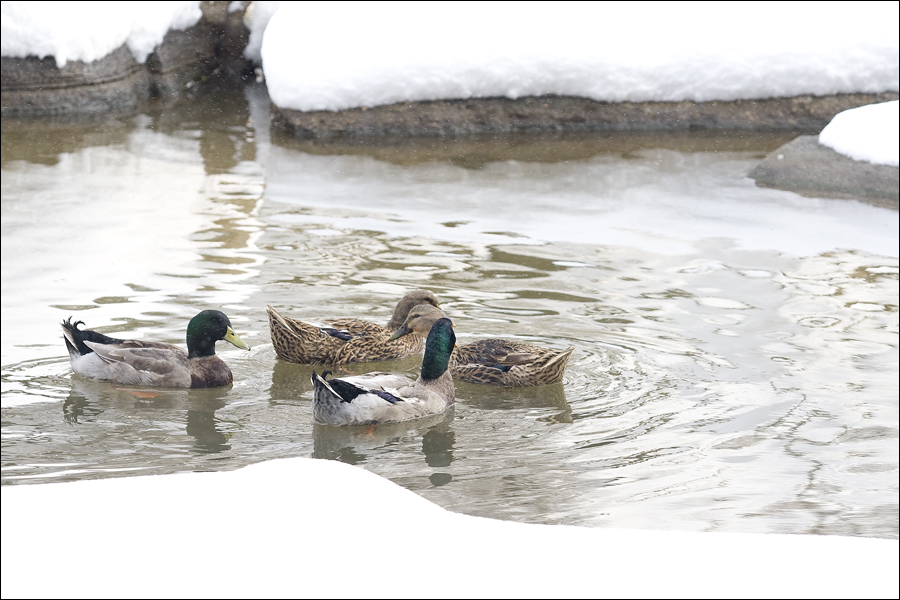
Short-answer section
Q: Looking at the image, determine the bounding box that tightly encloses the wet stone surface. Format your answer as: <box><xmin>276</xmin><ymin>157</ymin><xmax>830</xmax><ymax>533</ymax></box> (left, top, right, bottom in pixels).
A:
<box><xmin>0</xmin><ymin>1</ymin><xmax>250</xmax><ymax>117</ymax></box>
<box><xmin>750</xmin><ymin>135</ymin><xmax>899</xmax><ymax>208</ymax></box>
<box><xmin>271</xmin><ymin>92</ymin><xmax>900</xmax><ymax>139</ymax></box>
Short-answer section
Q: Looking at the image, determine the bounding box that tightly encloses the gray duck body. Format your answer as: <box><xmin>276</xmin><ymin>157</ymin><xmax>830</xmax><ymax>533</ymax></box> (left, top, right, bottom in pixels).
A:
<box><xmin>61</xmin><ymin>310</ymin><xmax>250</xmax><ymax>388</ymax></box>
<box><xmin>311</xmin><ymin>318</ymin><xmax>456</xmax><ymax>426</ymax></box>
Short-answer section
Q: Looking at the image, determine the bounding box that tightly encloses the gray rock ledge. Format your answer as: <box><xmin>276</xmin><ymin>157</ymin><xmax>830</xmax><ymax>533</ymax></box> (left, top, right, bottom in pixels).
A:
<box><xmin>271</xmin><ymin>92</ymin><xmax>899</xmax><ymax>140</ymax></box>
<box><xmin>1</xmin><ymin>1</ymin><xmax>249</xmax><ymax>117</ymax></box>
<box><xmin>749</xmin><ymin>135</ymin><xmax>898</xmax><ymax>209</ymax></box>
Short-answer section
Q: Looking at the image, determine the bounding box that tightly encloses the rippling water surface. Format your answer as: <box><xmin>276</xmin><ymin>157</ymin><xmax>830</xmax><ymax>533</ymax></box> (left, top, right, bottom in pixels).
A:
<box><xmin>2</xmin><ymin>84</ymin><xmax>897</xmax><ymax>539</ymax></box>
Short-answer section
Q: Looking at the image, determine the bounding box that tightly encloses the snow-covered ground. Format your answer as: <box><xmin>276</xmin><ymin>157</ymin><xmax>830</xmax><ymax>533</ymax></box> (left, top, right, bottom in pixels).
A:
<box><xmin>242</xmin><ymin>0</ymin><xmax>280</xmax><ymax>63</ymax></box>
<box><xmin>819</xmin><ymin>100</ymin><xmax>900</xmax><ymax>166</ymax></box>
<box><xmin>256</xmin><ymin>1</ymin><xmax>899</xmax><ymax>168</ymax></box>
<box><xmin>260</xmin><ymin>2</ymin><xmax>899</xmax><ymax>112</ymax></box>
<box><xmin>2</xmin><ymin>457</ymin><xmax>898</xmax><ymax>599</ymax></box>
<box><xmin>4</xmin><ymin>1</ymin><xmax>896</xmax><ymax>109</ymax></box>
<box><xmin>0</xmin><ymin>1</ymin><xmax>201</xmax><ymax>67</ymax></box>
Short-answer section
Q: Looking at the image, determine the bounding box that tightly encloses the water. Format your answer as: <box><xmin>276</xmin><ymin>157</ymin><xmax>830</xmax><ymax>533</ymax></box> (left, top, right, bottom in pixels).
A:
<box><xmin>2</xmin><ymin>83</ymin><xmax>897</xmax><ymax>539</ymax></box>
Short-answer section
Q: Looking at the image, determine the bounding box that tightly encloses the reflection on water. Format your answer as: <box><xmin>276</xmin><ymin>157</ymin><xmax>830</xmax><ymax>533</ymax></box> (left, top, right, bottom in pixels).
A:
<box><xmin>6</xmin><ymin>377</ymin><xmax>239</xmax><ymax>481</ymax></box>
<box><xmin>273</xmin><ymin>128</ymin><xmax>799</xmax><ymax>169</ymax></box>
<box><xmin>2</xmin><ymin>83</ymin><xmax>897</xmax><ymax>540</ymax></box>
<box><xmin>186</xmin><ymin>396</ymin><xmax>231</xmax><ymax>454</ymax></box>
<box><xmin>312</xmin><ymin>411</ymin><xmax>455</xmax><ymax>465</ymax></box>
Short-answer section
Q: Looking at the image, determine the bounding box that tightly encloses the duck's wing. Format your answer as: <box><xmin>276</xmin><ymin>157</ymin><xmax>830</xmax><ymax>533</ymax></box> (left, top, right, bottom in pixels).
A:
<box><xmin>455</xmin><ymin>339</ymin><xmax>541</xmax><ymax>368</ymax></box>
<box><xmin>302</xmin><ymin>321</ymin><xmax>353</xmax><ymax>341</ymax></box>
<box><xmin>268</xmin><ymin>306</ymin><xmax>422</xmax><ymax>364</ymax></box>
<box><xmin>324</xmin><ymin>318</ymin><xmax>432</xmax><ymax>364</ymax></box>
<box><xmin>326</xmin><ymin>318</ymin><xmax>386</xmax><ymax>337</ymax></box>
<box><xmin>281</xmin><ymin>315</ymin><xmax>384</xmax><ymax>340</ymax></box>
<box><xmin>83</xmin><ymin>340</ymin><xmax>192</xmax><ymax>387</ymax></box>
<box><xmin>452</xmin><ymin>341</ymin><xmax>574</xmax><ymax>387</ymax></box>
<box><xmin>320</xmin><ymin>372</ymin><xmax>406</xmax><ymax>403</ymax></box>
<box><xmin>311</xmin><ymin>371</ymin><xmax>450</xmax><ymax>425</ymax></box>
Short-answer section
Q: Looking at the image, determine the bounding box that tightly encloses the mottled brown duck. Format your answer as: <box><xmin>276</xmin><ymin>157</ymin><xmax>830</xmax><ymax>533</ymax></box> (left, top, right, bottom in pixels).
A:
<box><xmin>389</xmin><ymin>304</ymin><xmax>574</xmax><ymax>387</ymax></box>
<box><xmin>267</xmin><ymin>289</ymin><xmax>440</xmax><ymax>365</ymax></box>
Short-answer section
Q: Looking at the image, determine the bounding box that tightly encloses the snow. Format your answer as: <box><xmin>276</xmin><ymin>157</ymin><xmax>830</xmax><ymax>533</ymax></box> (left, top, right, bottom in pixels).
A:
<box><xmin>260</xmin><ymin>1</ymin><xmax>899</xmax><ymax>112</ymax></box>
<box><xmin>818</xmin><ymin>100</ymin><xmax>900</xmax><ymax>167</ymax></box>
<box><xmin>0</xmin><ymin>1</ymin><xmax>202</xmax><ymax>67</ymax></box>
<box><xmin>2</xmin><ymin>457</ymin><xmax>897</xmax><ymax>599</ymax></box>
<box><xmin>242</xmin><ymin>0</ymin><xmax>280</xmax><ymax>62</ymax></box>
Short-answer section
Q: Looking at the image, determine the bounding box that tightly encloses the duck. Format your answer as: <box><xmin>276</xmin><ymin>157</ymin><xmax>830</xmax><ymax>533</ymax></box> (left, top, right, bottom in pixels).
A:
<box><xmin>266</xmin><ymin>289</ymin><xmax>440</xmax><ymax>365</ymax></box>
<box><xmin>389</xmin><ymin>304</ymin><xmax>574</xmax><ymax>387</ymax></box>
<box><xmin>311</xmin><ymin>317</ymin><xmax>456</xmax><ymax>426</ymax></box>
<box><xmin>61</xmin><ymin>310</ymin><xmax>250</xmax><ymax>388</ymax></box>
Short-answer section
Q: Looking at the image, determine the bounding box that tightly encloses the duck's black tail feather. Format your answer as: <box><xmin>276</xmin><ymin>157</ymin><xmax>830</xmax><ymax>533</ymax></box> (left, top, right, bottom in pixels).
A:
<box><xmin>60</xmin><ymin>318</ymin><xmax>125</xmax><ymax>356</ymax></box>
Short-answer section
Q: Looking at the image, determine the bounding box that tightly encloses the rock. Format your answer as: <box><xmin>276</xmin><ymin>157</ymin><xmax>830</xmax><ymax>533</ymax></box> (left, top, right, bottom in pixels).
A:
<box><xmin>749</xmin><ymin>135</ymin><xmax>898</xmax><ymax>209</ymax></box>
<box><xmin>0</xmin><ymin>1</ymin><xmax>250</xmax><ymax>117</ymax></box>
<box><xmin>1</xmin><ymin>46</ymin><xmax>152</xmax><ymax>116</ymax></box>
<box><xmin>271</xmin><ymin>92</ymin><xmax>899</xmax><ymax>140</ymax></box>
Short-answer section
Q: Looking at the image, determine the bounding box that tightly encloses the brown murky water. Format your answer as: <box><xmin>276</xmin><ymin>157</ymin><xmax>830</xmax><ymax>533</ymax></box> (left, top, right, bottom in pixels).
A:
<box><xmin>2</xmin><ymin>83</ymin><xmax>897</xmax><ymax>538</ymax></box>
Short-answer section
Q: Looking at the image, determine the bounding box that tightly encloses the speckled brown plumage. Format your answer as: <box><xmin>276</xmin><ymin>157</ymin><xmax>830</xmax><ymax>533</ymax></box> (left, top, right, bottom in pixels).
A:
<box><xmin>266</xmin><ymin>290</ymin><xmax>441</xmax><ymax>365</ymax></box>
<box><xmin>389</xmin><ymin>304</ymin><xmax>574</xmax><ymax>387</ymax></box>
<box><xmin>450</xmin><ymin>339</ymin><xmax>574</xmax><ymax>387</ymax></box>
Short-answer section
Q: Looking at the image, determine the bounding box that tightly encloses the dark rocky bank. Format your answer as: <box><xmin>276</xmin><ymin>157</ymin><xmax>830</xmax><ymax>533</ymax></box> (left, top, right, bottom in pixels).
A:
<box><xmin>1</xmin><ymin>1</ymin><xmax>250</xmax><ymax>117</ymax></box>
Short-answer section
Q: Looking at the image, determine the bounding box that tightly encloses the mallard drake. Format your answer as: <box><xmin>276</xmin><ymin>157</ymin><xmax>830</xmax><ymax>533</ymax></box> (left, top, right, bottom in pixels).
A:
<box><xmin>61</xmin><ymin>310</ymin><xmax>250</xmax><ymax>388</ymax></box>
<box><xmin>311</xmin><ymin>318</ymin><xmax>456</xmax><ymax>426</ymax></box>
<box><xmin>389</xmin><ymin>304</ymin><xmax>574</xmax><ymax>387</ymax></box>
<box><xmin>267</xmin><ymin>289</ymin><xmax>440</xmax><ymax>365</ymax></box>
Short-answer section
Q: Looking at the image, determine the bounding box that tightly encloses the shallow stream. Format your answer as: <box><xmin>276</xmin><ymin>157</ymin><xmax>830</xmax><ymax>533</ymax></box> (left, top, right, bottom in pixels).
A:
<box><xmin>2</xmin><ymin>84</ymin><xmax>897</xmax><ymax>538</ymax></box>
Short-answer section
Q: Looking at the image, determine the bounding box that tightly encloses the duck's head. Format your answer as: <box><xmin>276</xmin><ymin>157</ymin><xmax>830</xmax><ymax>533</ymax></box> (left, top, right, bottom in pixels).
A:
<box><xmin>389</xmin><ymin>304</ymin><xmax>447</xmax><ymax>341</ymax></box>
<box><xmin>387</xmin><ymin>290</ymin><xmax>441</xmax><ymax>330</ymax></box>
<box><xmin>402</xmin><ymin>289</ymin><xmax>440</xmax><ymax>310</ymax></box>
<box><xmin>186</xmin><ymin>310</ymin><xmax>251</xmax><ymax>358</ymax></box>
<box><xmin>421</xmin><ymin>317</ymin><xmax>456</xmax><ymax>380</ymax></box>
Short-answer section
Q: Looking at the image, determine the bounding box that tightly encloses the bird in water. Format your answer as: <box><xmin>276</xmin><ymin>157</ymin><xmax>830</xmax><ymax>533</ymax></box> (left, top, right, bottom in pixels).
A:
<box><xmin>61</xmin><ymin>310</ymin><xmax>250</xmax><ymax>388</ymax></box>
<box><xmin>389</xmin><ymin>304</ymin><xmax>573</xmax><ymax>387</ymax></box>
<box><xmin>267</xmin><ymin>289</ymin><xmax>441</xmax><ymax>365</ymax></box>
<box><xmin>311</xmin><ymin>317</ymin><xmax>456</xmax><ymax>426</ymax></box>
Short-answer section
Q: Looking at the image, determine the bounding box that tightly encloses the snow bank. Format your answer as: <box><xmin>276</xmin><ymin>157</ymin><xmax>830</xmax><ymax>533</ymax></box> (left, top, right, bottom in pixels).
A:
<box><xmin>2</xmin><ymin>457</ymin><xmax>898</xmax><ymax>599</ymax></box>
<box><xmin>242</xmin><ymin>0</ymin><xmax>280</xmax><ymax>62</ymax></box>
<box><xmin>261</xmin><ymin>1</ymin><xmax>899</xmax><ymax>112</ymax></box>
<box><xmin>819</xmin><ymin>100</ymin><xmax>900</xmax><ymax>167</ymax></box>
<box><xmin>0</xmin><ymin>1</ymin><xmax>202</xmax><ymax>67</ymax></box>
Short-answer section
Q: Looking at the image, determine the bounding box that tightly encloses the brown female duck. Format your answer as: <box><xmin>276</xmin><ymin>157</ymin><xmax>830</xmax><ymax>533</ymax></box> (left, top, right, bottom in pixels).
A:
<box><xmin>266</xmin><ymin>289</ymin><xmax>440</xmax><ymax>365</ymax></box>
<box><xmin>389</xmin><ymin>304</ymin><xmax>574</xmax><ymax>387</ymax></box>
